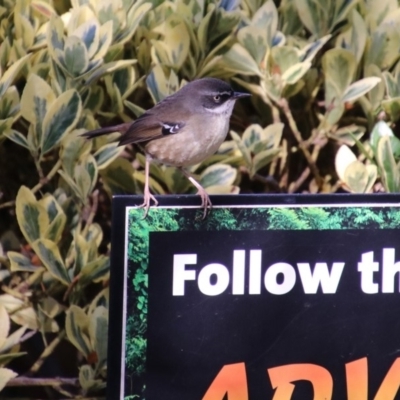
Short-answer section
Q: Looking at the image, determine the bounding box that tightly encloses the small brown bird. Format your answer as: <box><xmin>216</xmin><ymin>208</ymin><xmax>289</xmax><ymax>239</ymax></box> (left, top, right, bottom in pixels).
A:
<box><xmin>82</xmin><ymin>77</ymin><xmax>250</xmax><ymax>218</ymax></box>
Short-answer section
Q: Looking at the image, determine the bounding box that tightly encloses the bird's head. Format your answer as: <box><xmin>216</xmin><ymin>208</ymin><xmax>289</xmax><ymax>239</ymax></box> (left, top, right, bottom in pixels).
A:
<box><xmin>180</xmin><ymin>78</ymin><xmax>251</xmax><ymax>115</ymax></box>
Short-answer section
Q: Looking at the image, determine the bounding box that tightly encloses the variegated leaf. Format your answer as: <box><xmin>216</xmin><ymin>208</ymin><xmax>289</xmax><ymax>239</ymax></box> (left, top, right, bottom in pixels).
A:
<box><xmin>63</xmin><ymin>36</ymin><xmax>89</xmax><ymax>77</ymax></box>
<box><xmin>376</xmin><ymin>136</ymin><xmax>400</xmax><ymax>192</ymax></box>
<box><xmin>65</xmin><ymin>305</ymin><xmax>91</xmax><ymax>357</ymax></box>
<box><xmin>31</xmin><ymin>239</ymin><xmax>70</xmax><ymax>285</ymax></box>
<box><xmin>7</xmin><ymin>251</ymin><xmax>39</xmax><ymax>272</ymax></box>
<box><xmin>341</xmin><ymin>77</ymin><xmax>381</xmax><ymax>103</ymax></box>
<box><xmin>94</xmin><ymin>143</ymin><xmax>124</xmax><ymax>170</ymax></box>
<box><xmin>74</xmin><ymin>154</ymin><xmax>98</xmax><ymax>200</ymax></box>
<box><xmin>200</xmin><ymin>164</ymin><xmax>237</xmax><ymax>188</ymax></box>
<box><xmin>0</xmin><ymin>54</ymin><xmax>31</xmax><ymax>98</ymax></box>
<box><xmin>222</xmin><ymin>43</ymin><xmax>262</xmax><ymax>77</ymax></box>
<box><xmin>41</xmin><ymin>90</ymin><xmax>82</xmax><ymax>155</ymax></box>
<box><xmin>16</xmin><ymin>186</ymin><xmax>49</xmax><ymax>244</ymax></box>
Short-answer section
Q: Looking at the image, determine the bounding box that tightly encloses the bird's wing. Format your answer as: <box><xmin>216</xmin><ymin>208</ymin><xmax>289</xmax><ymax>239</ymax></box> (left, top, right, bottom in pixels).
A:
<box><xmin>118</xmin><ymin>96</ymin><xmax>189</xmax><ymax>145</ymax></box>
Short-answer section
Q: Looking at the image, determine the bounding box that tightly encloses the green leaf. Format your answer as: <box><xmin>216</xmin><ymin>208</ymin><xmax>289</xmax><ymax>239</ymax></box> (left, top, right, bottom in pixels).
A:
<box><xmin>74</xmin><ymin>155</ymin><xmax>98</xmax><ymax>200</ymax></box>
<box><xmin>337</xmin><ymin>10</ymin><xmax>366</xmax><ymax>64</ymax></box>
<box><xmin>61</xmin><ymin>130</ymin><xmax>92</xmax><ymax>177</ymax></box>
<box><xmin>89</xmin><ymin>306</ymin><xmax>108</xmax><ymax>368</ymax></box>
<box><xmin>242</xmin><ymin>124</ymin><xmax>263</xmax><ymax>149</ymax></box>
<box><xmin>230</xmin><ymin>130</ymin><xmax>251</xmax><ymax>168</ymax></box>
<box><xmin>4</xmin><ymin>130</ymin><xmax>29</xmax><ymax>150</ymax></box>
<box><xmin>238</xmin><ymin>26</ymin><xmax>267</xmax><ymax>65</ymax></box>
<box><xmin>20</xmin><ymin>74</ymin><xmax>55</xmax><ymax>149</ymax></box>
<box><xmin>370</xmin><ymin>121</ymin><xmax>394</xmax><ymax>150</ymax></box>
<box><xmin>376</xmin><ymin>136</ymin><xmax>400</xmax><ymax>192</ymax></box>
<box><xmin>300</xmin><ymin>34</ymin><xmax>332</xmax><ymax>63</ymax></box>
<box><xmin>323</xmin><ymin>48</ymin><xmax>356</xmax><ymax>100</ymax></box>
<box><xmin>7</xmin><ymin>251</ymin><xmax>38</xmax><ymax>272</ymax></box>
<box><xmin>294</xmin><ymin>0</ymin><xmax>324</xmax><ymax>36</ymax></box>
<box><xmin>93</xmin><ymin>20</ymin><xmax>113</xmax><ymax>61</ymax></box>
<box><xmin>383</xmin><ymin>71</ymin><xmax>398</xmax><ymax>98</ymax></box>
<box><xmin>331</xmin><ymin>124</ymin><xmax>365</xmax><ymax>146</ymax></box>
<box><xmin>152</xmin><ymin>15</ymin><xmax>190</xmax><ymax>69</ymax></box>
<box><xmin>63</xmin><ymin>36</ymin><xmax>89</xmax><ymax>77</ymax></box>
<box><xmin>99</xmin><ymin>158</ymin><xmax>137</xmax><ymax>194</ymax></box>
<box><xmin>41</xmin><ymin>90</ymin><xmax>82</xmax><ymax>155</ymax></box>
<box><xmin>222</xmin><ymin>43</ymin><xmax>262</xmax><ymax>77</ymax></box>
<box><xmin>342</xmin><ymin>77</ymin><xmax>382</xmax><ymax>103</ymax></box>
<box><xmin>281</xmin><ymin>61</ymin><xmax>312</xmax><ymax>85</ymax></box>
<box><xmin>115</xmin><ymin>2</ymin><xmax>152</xmax><ymax>45</ymax></box>
<box><xmin>80</xmin><ymin>257</ymin><xmax>110</xmax><ymax>285</ymax></box>
<box><xmin>66</xmin><ymin>305</ymin><xmax>91</xmax><ymax>357</ymax></box>
<box><xmin>31</xmin><ymin>239</ymin><xmax>70</xmax><ymax>285</ymax></box>
<box><xmin>0</xmin><ymin>54</ymin><xmax>31</xmax><ymax>98</ymax></box>
<box><xmin>47</xmin><ymin>16</ymin><xmax>65</xmax><ymax>66</ymax></box>
<box><xmin>84</xmin><ymin>60</ymin><xmax>137</xmax><ymax>85</ymax></box>
<box><xmin>252</xmin><ymin>0</ymin><xmax>278</xmax><ymax>46</ymax></box>
<box><xmin>72</xmin><ymin>20</ymin><xmax>99</xmax><ymax>59</ymax></box>
<box><xmin>39</xmin><ymin>195</ymin><xmax>66</xmax><ymax>243</ymax></box>
<box><xmin>146</xmin><ymin>65</ymin><xmax>179</xmax><ymax>103</ymax></box>
<box><xmin>343</xmin><ymin>161</ymin><xmax>377</xmax><ymax>193</ymax></box>
<box><xmin>365</xmin><ymin>64</ymin><xmax>385</xmax><ymax>111</ymax></box>
<box><xmin>381</xmin><ymin>98</ymin><xmax>400</xmax><ymax>122</ymax></box>
<box><xmin>251</xmin><ymin>148</ymin><xmax>281</xmax><ymax>176</ymax></box>
<box><xmin>94</xmin><ymin>143</ymin><xmax>124</xmax><ymax>170</ymax></box>
<box><xmin>322</xmin><ymin>48</ymin><xmax>356</xmax><ymax>125</ymax></box>
<box><xmin>16</xmin><ymin>186</ymin><xmax>48</xmax><ymax>244</ymax></box>
<box><xmin>200</xmin><ymin>164</ymin><xmax>237</xmax><ymax>187</ymax></box>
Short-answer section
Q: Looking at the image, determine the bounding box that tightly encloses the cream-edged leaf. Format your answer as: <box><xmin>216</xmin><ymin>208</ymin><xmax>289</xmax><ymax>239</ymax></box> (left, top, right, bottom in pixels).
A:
<box><xmin>335</xmin><ymin>144</ymin><xmax>357</xmax><ymax>182</ymax></box>
<box><xmin>16</xmin><ymin>186</ymin><xmax>49</xmax><ymax>244</ymax></box>
<box><xmin>0</xmin><ymin>54</ymin><xmax>31</xmax><ymax>98</ymax></box>
<box><xmin>31</xmin><ymin>239</ymin><xmax>70</xmax><ymax>285</ymax></box>
<box><xmin>66</xmin><ymin>305</ymin><xmax>91</xmax><ymax>357</ymax></box>
<box><xmin>200</xmin><ymin>164</ymin><xmax>237</xmax><ymax>188</ymax></box>
<box><xmin>41</xmin><ymin>90</ymin><xmax>82</xmax><ymax>154</ymax></box>
<box><xmin>0</xmin><ymin>368</ymin><xmax>17</xmax><ymax>391</ymax></box>
<box><xmin>342</xmin><ymin>77</ymin><xmax>382</xmax><ymax>103</ymax></box>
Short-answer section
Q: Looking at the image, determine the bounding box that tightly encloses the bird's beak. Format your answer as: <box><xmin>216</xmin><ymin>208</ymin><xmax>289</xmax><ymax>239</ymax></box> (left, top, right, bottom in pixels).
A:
<box><xmin>232</xmin><ymin>91</ymin><xmax>251</xmax><ymax>99</ymax></box>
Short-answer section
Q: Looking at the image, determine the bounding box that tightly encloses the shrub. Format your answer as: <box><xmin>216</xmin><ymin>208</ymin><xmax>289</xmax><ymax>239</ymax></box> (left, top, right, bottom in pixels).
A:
<box><xmin>0</xmin><ymin>0</ymin><xmax>397</xmax><ymax>397</ymax></box>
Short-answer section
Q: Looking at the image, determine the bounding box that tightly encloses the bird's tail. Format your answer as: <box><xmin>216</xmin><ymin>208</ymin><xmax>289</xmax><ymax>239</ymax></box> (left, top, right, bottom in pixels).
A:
<box><xmin>81</xmin><ymin>122</ymin><xmax>131</xmax><ymax>139</ymax></box>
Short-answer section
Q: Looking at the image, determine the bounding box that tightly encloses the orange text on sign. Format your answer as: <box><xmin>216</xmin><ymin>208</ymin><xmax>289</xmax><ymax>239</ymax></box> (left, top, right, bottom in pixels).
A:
<box><xmin>202</xmin><ymin>358</ymin><xmax>400</xmax><ymax>400</ymax></box>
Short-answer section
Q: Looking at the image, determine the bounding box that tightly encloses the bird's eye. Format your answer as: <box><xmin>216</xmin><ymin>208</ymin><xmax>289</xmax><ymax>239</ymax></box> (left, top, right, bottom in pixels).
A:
<box><xmin>213</xmin><ymin>95</ymin><xmax>221</xmax><ymax>102</ymax></box>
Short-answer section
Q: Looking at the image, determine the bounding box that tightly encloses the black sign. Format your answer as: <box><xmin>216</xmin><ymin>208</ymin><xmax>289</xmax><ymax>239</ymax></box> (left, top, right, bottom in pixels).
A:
<box><xmin>108</xmin><ymin>194</ymin><xmax>400</xmax><ymax>400</ymax></box>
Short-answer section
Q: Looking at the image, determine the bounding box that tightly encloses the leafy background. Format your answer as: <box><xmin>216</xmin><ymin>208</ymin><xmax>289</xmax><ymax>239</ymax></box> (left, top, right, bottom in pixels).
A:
<box><xmin>1</xmin><ymin>0</ymin><xmax>400</xmax><ymax>397</ymax></box>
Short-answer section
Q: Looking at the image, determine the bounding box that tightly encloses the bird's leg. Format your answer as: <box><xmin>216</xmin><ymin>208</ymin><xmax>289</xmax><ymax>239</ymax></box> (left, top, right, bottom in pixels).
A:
<box><xmin>180</xmin><ymin>168</ymin><xmax>212</xmax><ymax>219</ymax></box>
<box><xmin>140</xmin><ymin>157</ymin><xmax>158</xmax><ymax>218</ymax></box>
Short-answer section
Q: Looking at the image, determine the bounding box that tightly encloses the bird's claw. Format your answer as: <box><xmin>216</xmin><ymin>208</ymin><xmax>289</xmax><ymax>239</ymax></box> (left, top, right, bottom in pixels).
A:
<box><xmin>197</xmin><ymin>189</ymin><xmax>212</xmax><ymax>220</ymax></box>
<box><xmin>139</xmin><ymin>192</ymin><xmax>158</xmax><ymax>218</ymax></box>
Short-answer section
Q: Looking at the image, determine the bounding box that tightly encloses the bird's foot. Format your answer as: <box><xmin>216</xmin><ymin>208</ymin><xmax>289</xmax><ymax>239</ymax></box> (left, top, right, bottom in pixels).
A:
<box><xmin>196</xmin><ymin>187</ymin><xmax>212</xmax><ymax>220</ymax></box>
<box><xmin>139</xmin><ymin>190</ymin><xmax>158</xmax><ymax>218</ymax></box>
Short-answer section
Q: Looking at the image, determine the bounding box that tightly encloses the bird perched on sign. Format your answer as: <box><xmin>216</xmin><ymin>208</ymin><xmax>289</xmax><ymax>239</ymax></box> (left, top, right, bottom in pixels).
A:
<box><xmin>82</xmin><ymin>77</ymin><xmax>250</xmax><ymax>218</ymax></box>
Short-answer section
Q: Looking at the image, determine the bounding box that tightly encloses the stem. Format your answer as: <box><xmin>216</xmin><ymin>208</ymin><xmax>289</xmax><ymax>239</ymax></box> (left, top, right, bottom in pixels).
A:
<box><xmin>34</xmin><ymin>156</ymin><xmax>45</xmax><ymax>181</ymax></box>
<box><xmin>29</xmin><ymin>330</ymin><xmax>66</xmax><ymax>374</ymax></box>
<box><xmin>288</xmin><ymin>167</ymin><xmax>310</xmax><ymax>193</ymax></box>
<box><xmin>82</xmin><ymin>189</ymin><xmax>99</xmax><ymax>237</ymax></box>
<box><xmin>6</xmin><ymin>376</ymin><xmax>78</xmax><ymax>387</ymax></box>
<box><xmin>63</xmin><ymin>274</ymin><xmax>81</xmax><ymax>302</ymax></box>
<box><xmin>31</xmin><ymin>159</ymin><xmax>63</xmax><ymax>194</ymax></box>
<box><xmin>278</xmin><ymin>98</ymin><xmax>323</xmax><ymax>189</ymax></box>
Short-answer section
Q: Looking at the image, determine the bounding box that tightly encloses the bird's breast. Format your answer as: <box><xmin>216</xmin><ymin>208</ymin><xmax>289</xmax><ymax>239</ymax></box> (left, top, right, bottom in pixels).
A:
<box><xmin>144</xmin><ymin>114</ymin><xmax>229</xmax><ymax>167</ymax></box>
